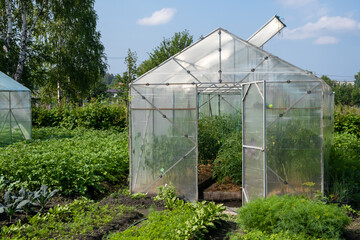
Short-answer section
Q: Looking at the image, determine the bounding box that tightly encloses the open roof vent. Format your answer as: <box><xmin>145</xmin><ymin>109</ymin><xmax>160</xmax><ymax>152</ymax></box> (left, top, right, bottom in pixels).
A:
<box><xmin>247</xmin><ymin>15</ymin><xmax>286</xmax><ymax>48</ymax></box>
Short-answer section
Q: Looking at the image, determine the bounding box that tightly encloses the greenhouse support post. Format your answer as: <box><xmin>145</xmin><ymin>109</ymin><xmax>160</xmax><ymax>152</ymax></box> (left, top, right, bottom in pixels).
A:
<box><xmin>263</xmin><ymin>81</ymin><xmax>267</xmax><ymax>198</ymax></box>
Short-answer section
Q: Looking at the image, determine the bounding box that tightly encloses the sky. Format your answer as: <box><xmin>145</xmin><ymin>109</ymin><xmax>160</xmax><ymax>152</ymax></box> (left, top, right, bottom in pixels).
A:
<box><xmin>94</xmin><ymin>0</ymin><xmax>360</xmax><ymax>82</ymax></box>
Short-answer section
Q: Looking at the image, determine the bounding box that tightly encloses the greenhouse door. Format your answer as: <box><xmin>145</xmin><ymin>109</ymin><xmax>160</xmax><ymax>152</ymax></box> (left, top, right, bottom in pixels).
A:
<box><xmin>242</xmin><ymin>81</ymin><xmax>266</xmax><ymax>203</ymax></box>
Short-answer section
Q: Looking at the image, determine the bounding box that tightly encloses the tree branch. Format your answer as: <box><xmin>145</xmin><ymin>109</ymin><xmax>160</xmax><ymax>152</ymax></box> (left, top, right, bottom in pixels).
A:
<box><xmin>26</xmin><ymin>0</ymin><xmax>47</xmax><ymax>42</ymax></box>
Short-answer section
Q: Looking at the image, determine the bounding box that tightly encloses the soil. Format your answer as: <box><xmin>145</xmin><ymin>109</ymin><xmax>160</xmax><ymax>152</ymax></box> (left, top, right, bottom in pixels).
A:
<box><xmin>198</xmin><ymin>164</ymin><xmax>213</xmax><ymax>183</ymax></box>
<box><xmin>205</xmin><ymin>182</ymin><xmax>242</xmax><ymax>192</ymax></box>
<box><xmin>203</xmin><ymin>219</ymin><xmax>237</xmax><ymax>240</ymax></box>
<box><xmin>344</xmin><ymin>218</ymin><xmax>360</xmax><ymax>240</ymax></box>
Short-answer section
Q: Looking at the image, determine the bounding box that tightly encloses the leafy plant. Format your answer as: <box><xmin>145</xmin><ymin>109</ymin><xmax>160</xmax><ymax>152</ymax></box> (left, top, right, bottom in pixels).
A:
<box><xmin>109</xmin><ymin>199</ymin><xmax>225</xmax><ymax>240</ymax></box>
<box><xmin>237</xmin><ymin>195</ymin><xmax>351</xmax><ymax>239</ymax></box>
<box><xmin>1</xmin><ymin>198</ymin><xmax>136</xmax><ymax>239</ymax></box>
<box><xmin>198</xmin><ymin>114</ymin><xmax>241</xmax><ymax>164</ymax></box>
<box><xmin>329</xmin><ymin>132</ymin><xmax>360</xmax><ymax>207</ymax></box>
<box><xmin>0</xmin><ymin>128</ymin><xmax>129</xmax><ymax>197</ymax></box>
<box><xmin>213</xmin><ymin>131</ymin><xmax>242</xmax><ymax>184</ymax></box>
<box><xmin>0</xmin><ymin>189</ymin><xmax>32</xmax><ymax>222</ymax></box>
<box><xmin>154</xmin><ymin>183</ymin><xmax>181</xmax><ymax>210</ymax></box>
<box><xmin>32</xmin><ymin>100</ymin><xmax>127</xmax><ymax>131</ymax></box>
<box><xmin>33</xmin><ymin>185</ymin><xmax>59</xmax><ymax>212</ymax></box>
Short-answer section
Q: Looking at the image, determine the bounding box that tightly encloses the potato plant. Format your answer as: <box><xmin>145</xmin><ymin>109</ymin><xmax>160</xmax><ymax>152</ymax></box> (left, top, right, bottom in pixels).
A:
<box><xmin>0</xmin><ymin>128</ymin><xmax>129</xmax><ymax>197</ymax></box>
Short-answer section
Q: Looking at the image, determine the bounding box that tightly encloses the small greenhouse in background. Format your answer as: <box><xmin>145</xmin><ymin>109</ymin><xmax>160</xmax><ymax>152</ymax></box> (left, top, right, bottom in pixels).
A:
<box><xmin>0</xmin><ymin>71</ymin><xmax>32</xmax><ymax>145</ymax></box>
<box><xmin>129</xmin><ymin>16</ymin><xmax>334</xmax><ymax>203</ymax></box>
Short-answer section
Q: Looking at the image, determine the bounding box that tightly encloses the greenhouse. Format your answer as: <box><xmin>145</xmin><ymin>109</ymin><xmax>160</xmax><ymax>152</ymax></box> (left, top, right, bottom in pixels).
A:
<box><xmin>0</xmin><ymin>71</ymin><xmax>32</xmax><ymax>145</ymax></box>
<box><xmin>129</xmin><ymin>26</ymin><xmax>334</xmax><ymax>203</ymax></box>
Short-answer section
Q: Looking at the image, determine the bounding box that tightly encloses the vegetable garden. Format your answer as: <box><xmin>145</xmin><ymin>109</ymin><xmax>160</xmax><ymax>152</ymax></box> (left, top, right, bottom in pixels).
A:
<box><xmin>0</xmin><ymin>102</ymin><xmax>360</xmax><ymax>239</ymax></box>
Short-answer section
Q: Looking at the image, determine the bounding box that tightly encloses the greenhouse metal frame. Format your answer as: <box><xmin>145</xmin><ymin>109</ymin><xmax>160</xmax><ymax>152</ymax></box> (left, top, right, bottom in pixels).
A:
<box><xmin>129</xmin><ymin>28</ymin><xmax>334</xmax><ymax>203</ymax></box>
<box><xmin>0</xmin><ymin>71</ymin><xmax>32</xmax><ymax>145</ymax></box>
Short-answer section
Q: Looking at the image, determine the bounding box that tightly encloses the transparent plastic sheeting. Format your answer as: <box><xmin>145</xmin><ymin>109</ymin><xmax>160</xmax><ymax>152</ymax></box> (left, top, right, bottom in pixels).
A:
<box><xmin>199</xmin><ymin>93</ymin><xmax>241</xmax><ymax>117</ymax></box>
<box><xmin>130</xmin><ymin>27</ymin><xmax>334</xmax><ymax>202</ymax></box>
<box><xmin>242</xmin><ymin>82</ymin><xmax>265</xmax><ymax>202</ymax></box>
<box><xmin>0</xmin><ymin>91</ymin><xmax>31</xmax><ymax>145</ymax></box>
<box><xmin>265</xmin><ymin>81</ymin><xmax>323</xmax><ymax>198</ymax></box>
<box><xmin>130</xmin><ymin>85</ymin><xmax>197</xmax><ymax>201</ymax></box>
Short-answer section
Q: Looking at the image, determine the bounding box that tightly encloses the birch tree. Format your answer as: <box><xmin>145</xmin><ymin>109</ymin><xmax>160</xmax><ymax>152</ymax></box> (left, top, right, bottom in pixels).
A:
<box><xmin>0</xmin><ymin>0</ymin><xmax>48</xmax><ymax>82</ymax></box>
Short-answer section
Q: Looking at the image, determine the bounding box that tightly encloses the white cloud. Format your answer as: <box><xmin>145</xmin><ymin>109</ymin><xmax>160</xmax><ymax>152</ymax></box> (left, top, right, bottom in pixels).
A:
<box><xmin>137</xmin><ymin>8</ymin><xmax>176</xmax><ymax>26</ymax></box>
<box><xmin>314</xmin><ymin>36</ymin><xmax>339</xmax><ymax>44</ymax></box>
<box><xmin>283</xmin><ymin>16</ymin><xmax>360</xmax><ymax>44</ymax></box>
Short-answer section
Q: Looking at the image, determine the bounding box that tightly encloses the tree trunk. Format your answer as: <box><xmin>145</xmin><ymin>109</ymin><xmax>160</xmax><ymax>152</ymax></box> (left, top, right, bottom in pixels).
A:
<box><xmin>14</xmin><ymin>2</ymin><xmax>28</xmax><ymax>82</ymax></box>
<box><xmin>4</xmin><ymin>0</ymin><xmax>13</xmax><ymax>75</ymax></box>
<box><xmin>14</xmin><ymin>0</ymin><xmax>46</xmax><ymax>82</ymax></box>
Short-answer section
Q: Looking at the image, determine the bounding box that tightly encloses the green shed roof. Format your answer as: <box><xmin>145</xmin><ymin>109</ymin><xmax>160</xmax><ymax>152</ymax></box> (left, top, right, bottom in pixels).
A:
<box><xmin>0</xmin><ymin>71</ymin><xmax>30</xmax><ymax>91</ymax></box>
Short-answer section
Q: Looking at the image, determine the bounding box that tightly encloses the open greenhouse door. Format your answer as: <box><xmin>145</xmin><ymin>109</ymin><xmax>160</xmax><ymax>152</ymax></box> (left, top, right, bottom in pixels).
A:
<box><xmin>129</xmin><ymin>84</ymin><xmax>198</xmax><ymax>202</ymax></box>
<box><xmin>242</xmin><ymin>81</ymin><xmax>266</xmax><ymax>203</ymax></box>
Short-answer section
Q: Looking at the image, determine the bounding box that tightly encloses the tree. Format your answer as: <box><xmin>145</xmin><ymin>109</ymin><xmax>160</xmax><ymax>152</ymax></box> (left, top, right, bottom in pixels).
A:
<box><xmin>37</xmin><ymin>0</ymin><xmax>106</xmax><ymax>103</ymax></box>
<box><xmin>355</xmin><ymin>71</ymin><xmax>360</xmax><ymax>88</ymax></box>
<box><xmin>0</xmin><ymin>0</ymin><xmax>50</xmax><ymax>84</ymax></box>
<box><xmin>137</xmin><ymin>30</ymin><xmax>193</xmax><ymax>76</ymax></box>
<box><xmin>116</xmin><ymin>49</ymin><xmax>137</xmax><ymax>104</ymax></box>
<box><xmin>321</xmin><ymin>75</ymin><xmax>337</xmax><ymax>90</ymax></box>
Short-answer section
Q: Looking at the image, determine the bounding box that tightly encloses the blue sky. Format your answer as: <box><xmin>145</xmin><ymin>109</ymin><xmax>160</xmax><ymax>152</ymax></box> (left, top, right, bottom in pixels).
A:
<box><xmin>94</xmin><ymin>0</ymin><xmax>360</xmax><ymax>81</ymax></box>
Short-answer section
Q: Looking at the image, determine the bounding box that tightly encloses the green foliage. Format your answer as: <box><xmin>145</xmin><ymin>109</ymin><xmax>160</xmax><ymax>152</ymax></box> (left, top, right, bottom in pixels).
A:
<box><xmin>0</xmin><ymin>128</ymin><xmax>129</xmax><ymax>197</ymax></box>
<box><xmin>33</xmin><ymin>185</ymin><xmax>59</xmax><ymax>212</ymax></box>
<box><xmin>137</xmin><ymin>30</ymin><xmax>193</xmax><ymax>76</ymax></box>
<box><xmin>329</xmin><ymin>132</ymin><xmax>360</xmax><ymax>206</ymax></box>
<box><xmin>230</xmin><ymin>229</ymin><xmax>311</xmax><ymax>240</ymax></box>
<box><xmin>0</xmin><ymin>185</ymin><xmax>58</xmax><ymax>221</ymax></box>
<box><xmin>154</xmin><ymin>183</ymin><xmax>180</xmax><ymax>210</ymax></box>
<box><xmin>1</xmin><ymin>198</ymin><xmax>135</xmax><ymax>239</ymax></box>
<box><xmin>334</xmin><ymin>105</ymin><xmax>360</xmax><ymax>137</ymax></box>
<box><xmin>321</xmin><ymin>74</ymin><xmax>360</xmax><ymax>105</ymax></box>
<box><xmin>198</xmin><ymin>114</ymin><xmax>241</xmax><ymax>164</ymax></box>
<box><xmin>237</xmin><ymin>195</ymin><xmax>350</xmax><ymax>239</ymax></box>
<box><xmin>213</xmin><ymin>131</ymin><xmax>242</xmax><ymax>184</ymax></box>
<box><xmin>32</xmin><ymin>100</ymin><xmax>126</xmax><ymax>130</ymax></box>
<box><xmin>109</xmin><ymin>200</ymin><xmax>225</xmax><ymax>240</ymax></box>
<box><xmin>354</xmin><ymin>71</ymin><xmax>360</xmax><ymax>88</ymax></box>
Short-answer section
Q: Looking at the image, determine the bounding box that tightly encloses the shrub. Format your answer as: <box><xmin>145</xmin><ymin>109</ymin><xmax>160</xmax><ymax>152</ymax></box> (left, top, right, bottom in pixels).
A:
<box><xmin>237</xmin><ymin>195</ymin><xmax>350</xmax><ymax>239</ymax></box>
<box><xmin>334</xmin><ymin>105</ymin><xmax>360</xmax><ymax>137</ymax></box>
<box><xmin>32</xmin><ymin>100</ymin><xmax>126</xmax><ymax>130</ymax></box>
<box><xmin>329</xmin><ymin>132</ymin><xmax>360</xmax><ymax>206</ymax></box>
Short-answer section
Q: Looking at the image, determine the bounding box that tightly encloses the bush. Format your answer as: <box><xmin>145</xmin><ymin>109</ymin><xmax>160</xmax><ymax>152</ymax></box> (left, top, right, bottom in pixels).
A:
<box><xmin>32</xmin><ymin>100</ymin><xmax>126</xmax><ymax>130</ymax></box>
<box><xmin>329</xmin><ymin>132</ymin><xmax>360</xmax><ymax>206</ymax></box>
<box><xmin>0</xmin><ymin>128</ymin><xmax>129</xmax><ymax>197</ymax></box>
<box><xmin>334</xmin><ymin>105</ymin><xmax>360</xmax><ymax>137</ymax></box>
<box><xmin>237</xmin><ymin>195</ymin><xmax>350</xmax><ymax>239</ymax></box>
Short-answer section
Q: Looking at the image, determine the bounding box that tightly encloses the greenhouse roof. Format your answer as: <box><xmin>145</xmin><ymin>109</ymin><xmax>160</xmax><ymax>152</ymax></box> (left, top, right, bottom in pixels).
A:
<box><xmin>0</xmin><ymin>71</ymin><xmax>30</xmax><ymax>91</ymax></box>
<box><xmin>132</xmin><ymin>27</ymin><xmax>321</xmax><ymax>93</ymax></box>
